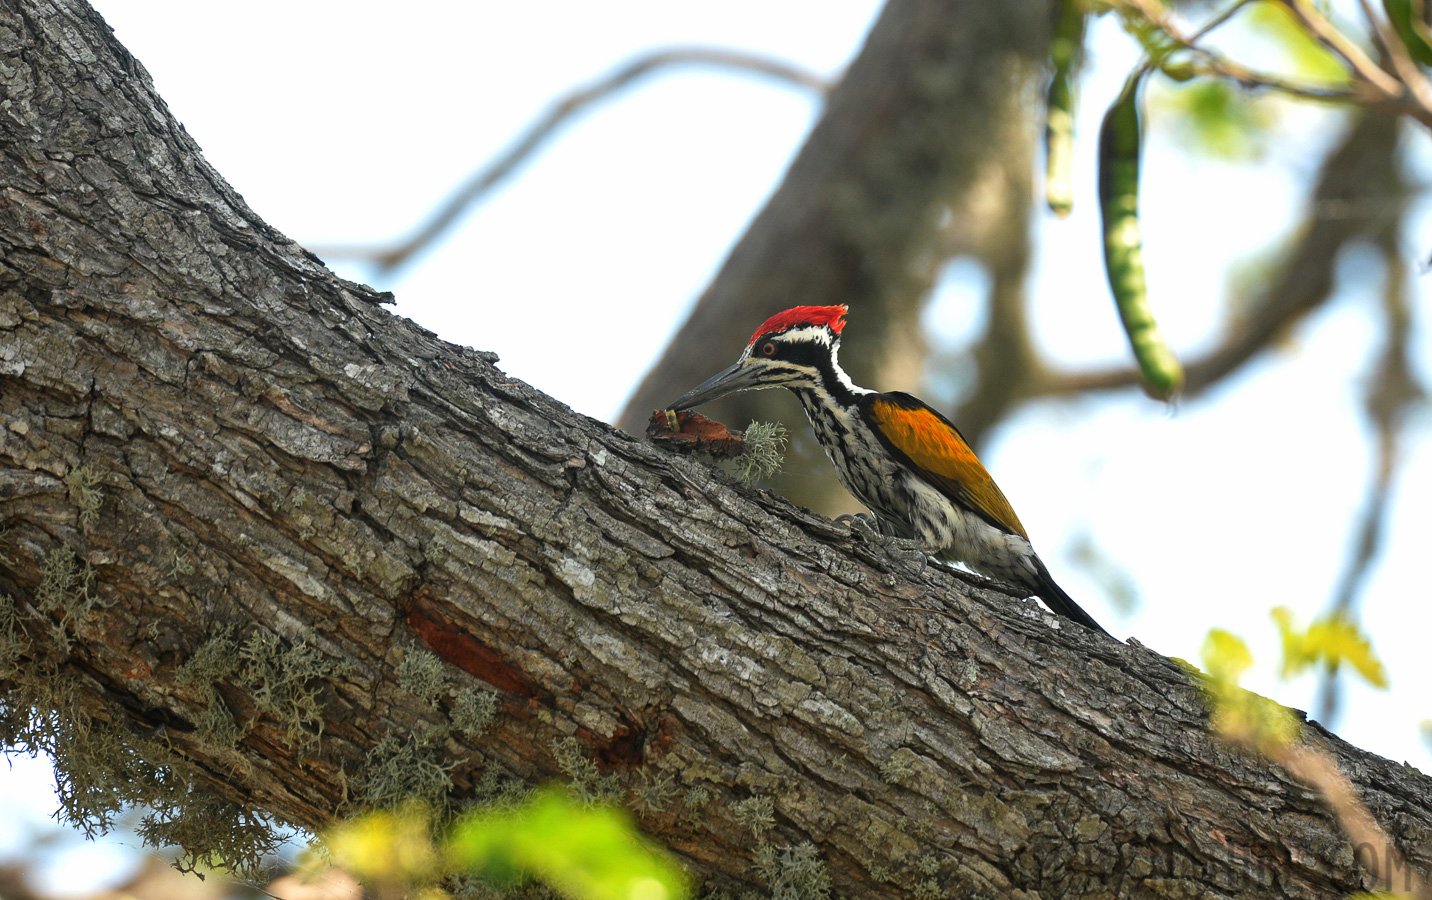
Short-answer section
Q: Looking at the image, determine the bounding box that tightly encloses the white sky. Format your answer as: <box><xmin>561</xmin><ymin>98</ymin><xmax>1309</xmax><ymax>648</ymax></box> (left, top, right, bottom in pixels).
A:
<box><xmin>4</xmin><ymin>2</ymin><xmax>1429</xmax><ymax>893</ymax></box>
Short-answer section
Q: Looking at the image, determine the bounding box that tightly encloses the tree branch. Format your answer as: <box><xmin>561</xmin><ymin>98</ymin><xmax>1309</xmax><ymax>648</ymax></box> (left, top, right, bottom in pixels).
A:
<box><xmin>1278</xmin><ymin>0</ymin><xmax>1407</xmax><ymax>97</ymax></box>
<box><xmin>4</xmin><ymin>2</ymin><xmax>1432</xmax><ymax>898</ymax></box>
<box><xmin>307</xmin><ymin>48</ymin><xmax>830</xmax><ymax>274</ymax></box>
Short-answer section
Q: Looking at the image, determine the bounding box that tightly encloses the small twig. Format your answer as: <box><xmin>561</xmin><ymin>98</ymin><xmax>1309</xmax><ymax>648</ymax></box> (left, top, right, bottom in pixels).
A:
<box><xmin>1192</xmin><ymin>0</ymin><xmax>1256</xmax><ymax>41</ymax></box>
<box><xmin>1358</xmin><ymin>0</ymin><xmax>1432</xmax><ymax>112</ymax></box>
<box><xmin>310</xmin><ymin>47</ymin><xmax>830</xmax><ymax>273</ymax></box>
<box><xmin>1276</xmin><ymin>0</ymin><xmax>1406</xmax><ymax>98</ymax></box>
<box><xmin>1121</xmin><ymin>1</ymin><xmax>1360</xmax><ymax>101</ymax></box>
<box><xmin>1181</xmin><ymin>57</ymin><xmax>1360</xmax><ymax>101</ymax></box>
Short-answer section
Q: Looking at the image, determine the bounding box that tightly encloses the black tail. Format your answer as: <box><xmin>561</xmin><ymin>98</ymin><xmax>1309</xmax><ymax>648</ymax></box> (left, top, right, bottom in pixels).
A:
<box><xmin>1030</xmin><ymin>558</ymin><xmax>1109</xmax><ymax>636</ymax></box>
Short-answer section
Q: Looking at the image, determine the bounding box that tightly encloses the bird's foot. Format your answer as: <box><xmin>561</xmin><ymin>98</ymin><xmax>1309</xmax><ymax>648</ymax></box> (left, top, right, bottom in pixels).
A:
<box><xmin>836</xmin><ymin>513</ymin><xmax>929</xmax><ymax>577</ymax></box>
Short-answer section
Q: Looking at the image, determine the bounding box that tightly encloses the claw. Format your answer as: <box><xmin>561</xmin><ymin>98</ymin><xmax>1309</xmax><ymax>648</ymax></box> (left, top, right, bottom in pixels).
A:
<box><xmin>837</xmin><ymin>513</ymin><xmax>930</xmax><ymax>577</ymax></box>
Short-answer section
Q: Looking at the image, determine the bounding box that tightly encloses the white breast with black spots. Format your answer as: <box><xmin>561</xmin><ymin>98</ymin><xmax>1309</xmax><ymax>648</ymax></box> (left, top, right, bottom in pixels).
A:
<box><xmin>797</xmin><ymin>393</ymin><xmax>913</xmax><ymax>527</ymax></box>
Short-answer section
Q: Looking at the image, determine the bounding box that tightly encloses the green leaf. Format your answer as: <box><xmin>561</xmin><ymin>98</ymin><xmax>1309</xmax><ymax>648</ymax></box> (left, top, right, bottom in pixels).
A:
<box><xmin>447</xmin><ymin>789</ymin><xmax>690</xmax><ymax>900</ymax></box>
<box><xmin>1201</xmin><ymin>628</ymin><xmax>1253</xmax><ymax>684</ymax></box>
<box><xmin>1246</xmin><ymin>1</ymin><xmax>1352</xmax><ymax>85</ymax></box>
<box><xmin>1159</xmin><ymin>80</ymin><xmax>1273</xmax><ymax>160</ymax></box>
<box><xmin>1271</xmin><ymin>606</ymin><xmax>1388</xmax><ymax>687</ymax></box>
<box><xmin>323</xmin><ymin>805</ymin><xmax>441</xmax><ymax>886</ymax></box>
<box><xmin>1199</xmin><ymin>627</ymin><xmax>1300</xmax><ymax>752</ymax></box>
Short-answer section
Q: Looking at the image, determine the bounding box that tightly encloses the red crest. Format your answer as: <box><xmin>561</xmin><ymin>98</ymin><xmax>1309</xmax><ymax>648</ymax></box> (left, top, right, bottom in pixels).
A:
<box><xmin>747</xmin><ymin>305</ymin><xmax>848</xmax><ymax>346</ymax></box>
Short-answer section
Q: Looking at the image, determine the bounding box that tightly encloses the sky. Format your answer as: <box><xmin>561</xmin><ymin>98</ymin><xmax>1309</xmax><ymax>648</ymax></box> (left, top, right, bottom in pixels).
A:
<box><xmin>4</xmin><ymin>1</ymin><xmax>1430</xmax><ymax>894</ymax></box>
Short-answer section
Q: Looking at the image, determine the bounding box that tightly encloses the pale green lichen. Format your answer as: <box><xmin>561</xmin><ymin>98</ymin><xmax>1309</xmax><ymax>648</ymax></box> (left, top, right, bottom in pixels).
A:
<box><xmin>732</xmin><ymin>421</ymin><xmax>788</xmax><ymax>486</ymax></box>
<box><xmin>397</xmin><ymin>648</ymin><xmax>449</xmax><ymax>706</ymax></box>
<box><xmin>137</xmin><ymin>791</ymin><xmax>284</xmax><ymax>878</ymax></box>
<box><xmin>733</xmin><ymin>795</ymin><xmax>775</xmax><ymax>838</ymax></box>
<box><xmin>754</xmin><ymin>841</ymin><xmax>831</xmax><ymax>900</ymax></box>
<box><xmin>1</xmin><ymin>579</ymin><xmax>306</xmax><ymax>879</ymax></box>
<box><xmin>175</xmin><ymin>627</ymin><xmax>241</xmax><ymax>688</ymax></box>
<box><xmin>0</xmin><ymin>593</ymin><xmax>25</xmax><ymax>679</ymax></box>
<box><xmin>880</xmin><ymin>747</ymin><xmax>918</xmax><ymax>785</ymax></box>
<box><xmin>63</xmin><ymin>464</ymin><xmax>105</xmax><ymax>530</ymax></box>
<box><xmin>166</xmin><ymin>551</ymin><xmax>194</xmax><ymax>578</ymax></box>
<box><xmin>36</xmin><ymin>545</ymin><xmax>97</xmax><ymax>622</ymax></box>
<box><xmin>194</xmin><ymin>699</ymin><xmax>245</xmax><ymax>752</ymax></box>
<box><xmin>239</xmin><ymin>632</ymin><xmax>344</xmax><ymax>750</ymax></box>
<box><xmin>470</xmin><ymin>761</ymin><xmax>533</xmax><ymax>810</ymax></box>
<box><xmin>911</xmin><ymin>878</ymin><xmax>943</xmax><ymax>900</ymax></box>
<box><xmin>358</xmin><ymin>728</ymin><xmax>455</xmax><ymax>809</ymax></box>
<box><xmin>684</xmin><ymin>785</ymin><xmax>712</xmax><ymax>812</ymax></box>
<box><xmin>551</xmin><ymin>737</ymin><xmax>621</xmax><ymax>804</ymax></box>
<box><xmin>175</xmin><ymin>627</ymin><xmax>249</xmax><ymax>752</ymax></box>
<box><xmin>2</xmin><ymin>664</ymin><xmax>285</xmax><ymax>880</ymax></box>
<box><xmin>632</xmin><ymin>768</ymin><xmax>678</xmax><ymax>814</ymax></box>
<box><xmin>451</xmin><ymin>687</ymin><xmax>498</xmax><ymax>739</ymax></box>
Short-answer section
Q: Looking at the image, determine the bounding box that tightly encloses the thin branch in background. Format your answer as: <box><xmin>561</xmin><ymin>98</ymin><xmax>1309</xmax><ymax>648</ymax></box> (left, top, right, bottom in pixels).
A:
<box><xmin>1130</xmin><ymin>0</ymin><xmax>1362</xmax><ymax>101</ymax></box>
<box><xmin>1315</xmin><ymin>233</ymin><xmax>1426</xmax><ymax>727</ymax></box>
<box><xmin>1274</xmin><ymin>0</ymin><xmax>1432</xmax><ymax>127</ymax></box>
<box><xmin>308</xmin><ymin>48</ymin><xmax>831</xmax><ymax>274</ymax></box>
<box><xmin>1180</xmin><ymin>59</ymin><xmax>1360</xmax><ymax>101</ymax></box>
<box><xmin>1041</xmin><ymin>108</ymin><xmax>1402</xmax><ymax>400</ymax></box>
<box><xmin>1277</xmin><ymin>0</ymin><xmax>1407</xmax><ymax>97</ymax></box>
<box><xmin>1359</xmin><ymin>0</ymin><xmax>1432</xmax><ymax>112</ymax></box>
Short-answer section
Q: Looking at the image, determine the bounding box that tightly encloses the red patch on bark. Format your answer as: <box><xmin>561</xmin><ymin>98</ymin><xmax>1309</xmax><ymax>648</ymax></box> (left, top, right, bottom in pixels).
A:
<box><xmin>406</xmin><ymin>604</ymin><xmax>542</xmax><ymax>698</ymax></box>
<box><xmin>579</xmin><ymin>709</ymin><xmax>675</xmax><ymax>770</ymax></box>
<box><xmin>646</xmin><ymin>716</ymin><xmax>676</xmax><ymax>757</ymax></box>
<box><xmin>588</xmin><ymin>724</ymin><xmax>646</xmax><ymax>770</ymax></box>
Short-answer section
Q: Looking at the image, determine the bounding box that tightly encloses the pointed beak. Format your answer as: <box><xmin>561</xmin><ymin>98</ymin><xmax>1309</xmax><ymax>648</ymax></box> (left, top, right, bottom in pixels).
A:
<box><xmin>668</xmin><ymin>361</ymin><xmax>766</xmax><ymax>410</ymax></box>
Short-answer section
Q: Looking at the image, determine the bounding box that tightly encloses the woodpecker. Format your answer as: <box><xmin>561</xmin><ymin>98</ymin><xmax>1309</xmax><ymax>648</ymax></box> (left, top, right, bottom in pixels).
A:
<box><xmin>668</xmin><ymin>304</ymin><xmax>1107</xmax><ymax>635</ymax></box>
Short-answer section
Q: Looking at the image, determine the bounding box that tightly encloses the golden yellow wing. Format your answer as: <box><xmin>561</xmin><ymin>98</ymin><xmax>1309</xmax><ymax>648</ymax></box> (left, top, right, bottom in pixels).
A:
<box><xmin>860</xmin><ymin>392</ymin><xmax>1028</xmax><ymax>539</ymax></box>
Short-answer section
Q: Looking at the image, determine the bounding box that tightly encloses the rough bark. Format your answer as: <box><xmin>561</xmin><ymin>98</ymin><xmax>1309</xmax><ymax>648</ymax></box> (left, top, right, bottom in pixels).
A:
<box><xmin>3</xmin><ymin>2</ymin><xmax>1432</xmax><ymax>899</ymax></box>
<box><xmin>616</xmin><ymin>0</ymin><xmax>1053</xmax><ymax>512</ymax></box>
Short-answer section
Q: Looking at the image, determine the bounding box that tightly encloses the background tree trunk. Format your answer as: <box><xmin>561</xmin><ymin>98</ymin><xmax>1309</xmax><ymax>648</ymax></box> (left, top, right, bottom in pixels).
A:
<box><xmin>616</xmin><ymin>0</ymin><xmax>1053</xmax><ymax>517</ymax></box>
<box><xmin>3</xmin><ymin>2</ymin><xmax>1432</xmax><ymax>898</ymax></box>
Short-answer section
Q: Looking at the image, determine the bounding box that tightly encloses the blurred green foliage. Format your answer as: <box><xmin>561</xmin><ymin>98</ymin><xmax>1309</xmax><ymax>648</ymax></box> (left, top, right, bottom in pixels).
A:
<box><xmin>1159</xmin><ymin>80</ymin><xmax>1273</xmax><ymax>159</ymax></box>
<box><xmin>1272</xmin><ymin>606</ymin><xmax>1388</xmax><ymax>686</ymax></box>
<box><xmin>1098</xmin><ymin>71</ymin><xmax>1186</xmax><ymax>398</ymax></box>
<box><xmin>319</xmin><ymin>790</ymin><xmax>689</xmax><ymax>900</ymax></box>
<box><xmin>1198</xmin><ymin>608</ymin><xmax>1388</xmax><ymax>754</ymax></box>
<box><xmin>1244</xmin><ymin>1</ymin><xmax>1350</xmax><ymax>84</ymax></box>
<box><xmin>1200</xmin><ymin>627</ymin><xmax>1302</xmax><ymax>753</ymax></box>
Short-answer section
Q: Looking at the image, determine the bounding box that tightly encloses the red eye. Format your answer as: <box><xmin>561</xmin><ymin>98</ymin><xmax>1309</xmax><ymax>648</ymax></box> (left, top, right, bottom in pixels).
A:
<box><xmin>761</xmin><ymin>342</ymin><xmax>776</xmax><ymax>357</ymax></box>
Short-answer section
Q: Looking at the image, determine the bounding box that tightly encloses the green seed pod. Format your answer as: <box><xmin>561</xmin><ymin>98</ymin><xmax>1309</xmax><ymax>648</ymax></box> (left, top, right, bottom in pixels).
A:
<box><xmin>1098</xmin><ymin>72</ymin><xmax>1184</xmax><ymax>400</ymax></box>
<box><xmin>1045</xmin><ymin>0</ymin><xmax>1087</xmax><ymax>216</ymax></box>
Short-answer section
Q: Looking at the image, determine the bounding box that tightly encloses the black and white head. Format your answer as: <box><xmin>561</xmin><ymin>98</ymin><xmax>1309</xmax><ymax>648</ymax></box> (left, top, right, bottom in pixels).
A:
<box><xmin>668</xmin><ymin>305</ymin><xmax>852</xmax><ymax>410</ymax></box>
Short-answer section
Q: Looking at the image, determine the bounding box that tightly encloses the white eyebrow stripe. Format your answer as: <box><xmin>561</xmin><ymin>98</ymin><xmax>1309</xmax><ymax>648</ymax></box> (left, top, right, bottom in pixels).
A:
<box><xmin>773</xmin><ymin>325</ymin><xmax>832</xmax><ymax>346</ymax></box>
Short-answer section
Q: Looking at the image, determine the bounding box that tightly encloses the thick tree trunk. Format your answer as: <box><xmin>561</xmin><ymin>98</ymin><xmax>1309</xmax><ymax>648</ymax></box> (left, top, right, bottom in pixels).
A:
<box><xmin>2</xmin><ymin>2</ymin><xmax>1431</xmax><ymax>898</ymax></box>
